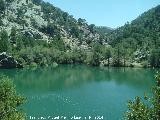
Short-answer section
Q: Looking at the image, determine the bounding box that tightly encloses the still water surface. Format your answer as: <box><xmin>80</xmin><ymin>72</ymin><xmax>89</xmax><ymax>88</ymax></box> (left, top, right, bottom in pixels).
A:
<box><xmin>0</xmin><ymin>65</ymin><xmax>157</xmax><ymax>120</ymax></box>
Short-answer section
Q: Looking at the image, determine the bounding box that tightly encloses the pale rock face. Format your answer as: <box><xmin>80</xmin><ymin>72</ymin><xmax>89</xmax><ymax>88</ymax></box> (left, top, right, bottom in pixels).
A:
<box><xmin>1</xmin><ymin>0</ymin><xmax>102</xmax><ymax>51</ymax></box>
<box><xmin>32</xmin><ymin>15</ymin><xmax>47</xmax><ymax>27</ymax></box>
<box><xmin>1</xmin><ymin>0</ymin><xmax>49</xmax><ymax>40</ymax></box>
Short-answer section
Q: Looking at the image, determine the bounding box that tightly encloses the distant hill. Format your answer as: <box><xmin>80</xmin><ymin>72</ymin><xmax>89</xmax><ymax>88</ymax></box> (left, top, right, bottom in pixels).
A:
<box><xmin>95</xmin><ymin>26</ymin><xmax>113</xmax><ymax>35</ymax></box>
<box><xmin>106</xmin><ymin>5</ymin><xmax>160</xmax><ymax>67</ymax></box>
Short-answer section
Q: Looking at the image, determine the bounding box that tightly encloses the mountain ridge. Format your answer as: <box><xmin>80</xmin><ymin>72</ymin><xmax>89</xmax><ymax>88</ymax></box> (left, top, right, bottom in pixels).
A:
<box><xmin>106</xmin><ymin>4</ymin><xmax>160</xmax><ymax>67</ymax></box>
<box><xmin>0</xmin><ymin>0</ymin><xmax>159</xmax><ymax>68</ymax></box>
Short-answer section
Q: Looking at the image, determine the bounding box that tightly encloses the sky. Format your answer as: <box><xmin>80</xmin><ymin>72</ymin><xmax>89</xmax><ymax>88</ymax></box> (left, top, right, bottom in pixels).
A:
<box><xmin>44</xmin><ymin>0</ymin><xmax>160</xmax><ymax>28</ymax></box>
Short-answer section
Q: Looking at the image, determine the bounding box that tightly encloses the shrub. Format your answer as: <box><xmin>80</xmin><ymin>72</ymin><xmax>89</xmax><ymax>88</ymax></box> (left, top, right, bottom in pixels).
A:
<box><xmin>125</xmin><ymin>72</ymin><xmax>160</xmax><ymax>120</ymax></box>
<box><xmin>0</xmin><ymin>76</ymin><xmax>26</xmax><ymax>120</ymax></box>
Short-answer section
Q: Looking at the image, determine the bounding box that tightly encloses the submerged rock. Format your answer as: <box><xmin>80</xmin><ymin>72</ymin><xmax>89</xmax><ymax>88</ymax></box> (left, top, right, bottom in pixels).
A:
<box><xmin>0</xmin><ymin>52</ymin><xmax>23</xmax><ymax>69</ymax></box>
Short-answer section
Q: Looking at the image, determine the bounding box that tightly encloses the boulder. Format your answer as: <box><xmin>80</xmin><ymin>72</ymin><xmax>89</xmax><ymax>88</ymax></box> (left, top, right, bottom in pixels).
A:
<box><xmin>0</xmin><ymin>52</ymin><xmax>8</xmax><ymax>60</ymax></box>
<box><xmin>0</xmin><ymin>52</ymin><xmax>23</xmax><ymax>69</ymax></box>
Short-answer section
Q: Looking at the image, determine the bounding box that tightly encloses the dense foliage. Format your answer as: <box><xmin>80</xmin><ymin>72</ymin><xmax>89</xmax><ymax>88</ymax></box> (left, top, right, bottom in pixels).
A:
<box><xmin>0</xmin><ymin>76</ymin><xmax>26</xmax><ymax>120</ymax></box>
<box><xmin>11</xmin><ymin>37</ymin><xmax>111</xmax><ymax>66</ymax></box>
<box><xmin>0</xmin><ymin>0</ymin><xmax>159</xmax><ymax>68</ymax></box>
<box><xmin>107</xmin><ymin>5</ymin><xmax>160</xmax><ymax>67</ymax></box>
<box><xmin>125</xmin><ymin>72</ymin><xmax>160</xmax><ymax>120</ymax></box>
<box><xmin>0</xmin><ymin>30</ymin><xmax>10</xmax><ymax>52</ymax></box>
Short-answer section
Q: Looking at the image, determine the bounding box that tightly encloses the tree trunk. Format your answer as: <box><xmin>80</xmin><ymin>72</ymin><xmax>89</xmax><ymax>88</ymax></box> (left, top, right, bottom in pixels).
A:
<box><xmin>108</xmin><ymin>57</ymin><xmax>110</xmax><ymax>66</ymax></box>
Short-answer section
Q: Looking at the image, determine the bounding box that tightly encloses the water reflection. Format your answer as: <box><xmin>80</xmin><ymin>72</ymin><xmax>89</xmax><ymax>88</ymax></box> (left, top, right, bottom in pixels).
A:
<box><xmin>0</xmin><ymin>65</ymin><xmax>158</xmax><ymax>120</ymax></box>
<box><xmin>0</xmin><ymin>65</ymin><xmax>156</xmax><ymax>93</ymax></box>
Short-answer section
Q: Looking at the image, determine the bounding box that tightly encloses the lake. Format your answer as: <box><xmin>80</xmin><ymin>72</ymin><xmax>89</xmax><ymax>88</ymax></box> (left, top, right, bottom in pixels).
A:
<box><xmin>0</xmin><ymin>65</ymin><xmax>157</xmax><ymax>120</ymax></box>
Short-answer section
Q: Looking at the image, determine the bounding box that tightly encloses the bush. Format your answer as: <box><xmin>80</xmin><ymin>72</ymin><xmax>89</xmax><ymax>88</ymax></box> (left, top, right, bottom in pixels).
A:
<box><xmin>125</xmin><ymin>72</ymin><xmax>160</xmax><ymax>120</ymax></box>
<box><xmin>125</xmin><ymin>97</ymin><xmax>151</xmax><ymax>120</ymax></box>
<box><xmin>30</xmin><ymin>62</ymin><xmax>38</xmax><ymax>68</ymax></box>
<box><xmin>0</xmin><ymin>76</ymin><xmax>26</xmax><ymax>120</ymax></box>
<box><xmin>141</xmin><ymin>61</ymin><xmax>149</xmax><ymax>68</ymax></box>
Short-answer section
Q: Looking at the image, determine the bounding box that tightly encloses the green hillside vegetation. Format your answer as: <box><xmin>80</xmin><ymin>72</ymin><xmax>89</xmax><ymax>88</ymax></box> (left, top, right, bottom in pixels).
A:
<box><xmin>0</xmin><ymin>0</ymin><xmax>159</xmax><ymax>68</ymax></box>
<box><xmin>0</xmin><ymin>0</ymin><xmax>110</xmax><ymax>67</ymax></box>
<box><xmin>107</xmin><ymin>5</ymin><xmax>160</xmax><ymax>67</ymax></box>
<box><xmin>0</xmin><ymin>76</ymin><xmax>26</xmax><ymax>120</ymax></box>
<box><xmin>125</xmin><ymin>72</ymin><xmax>160</xmax><ymax>120</ymax></box>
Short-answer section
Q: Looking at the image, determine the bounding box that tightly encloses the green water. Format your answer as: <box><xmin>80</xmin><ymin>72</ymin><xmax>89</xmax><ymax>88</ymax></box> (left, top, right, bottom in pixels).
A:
<box><xmin>0</xmin><ymin>65</ymin><xmax>157</xmax><ymax>120</ymax></box>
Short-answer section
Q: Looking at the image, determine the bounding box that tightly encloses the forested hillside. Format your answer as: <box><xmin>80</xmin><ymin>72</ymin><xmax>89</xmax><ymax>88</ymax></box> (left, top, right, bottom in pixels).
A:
<box><xmin>0</xmin><ymin>0</ymin><xmax>159</xmax><ymax>68</ymax></box>
<box><xmin>0</xmin><ymin>0</ymin><xmax>107</xmax><ymax>68</ymax></box>
<box><xmin>106</xmin><ymin>5</ymin><xmax>160</xmax><ymax>67</ymax></box>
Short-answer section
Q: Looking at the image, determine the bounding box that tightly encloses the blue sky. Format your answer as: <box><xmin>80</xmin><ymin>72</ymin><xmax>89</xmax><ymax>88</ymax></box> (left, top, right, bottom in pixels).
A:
<box><xmin>44</xmin><ymin>0</ymin><xmax>160</xmax><ymax>28</ymax></box>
